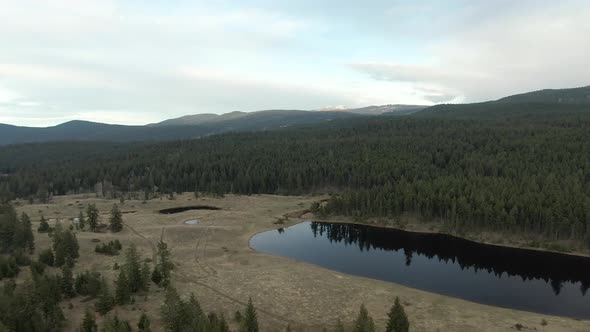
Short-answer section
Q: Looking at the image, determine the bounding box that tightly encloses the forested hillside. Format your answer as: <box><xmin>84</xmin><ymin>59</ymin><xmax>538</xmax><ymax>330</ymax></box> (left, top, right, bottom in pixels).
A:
<box><xmin>497</xmin><ymin>85</ymin><xmax>590</xmax><ymax>104</ymax></box>
<box><xmin>1</xmin><ymin>113</ymin><xmax>590</xmax><ymax>243</ymax></box>
<box><xmin>0</xmin><ymin>111</ymin><xmax>362</xmax><ymax>146</ymax></box>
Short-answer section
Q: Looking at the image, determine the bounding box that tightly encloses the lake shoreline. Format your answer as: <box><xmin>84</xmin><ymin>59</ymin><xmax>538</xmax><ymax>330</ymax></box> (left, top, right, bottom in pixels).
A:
<box><xmin>253</xmin><ymin>219</ymin><xmax>590</xmax><ymax>319</ymax></box>
<box><xmin>284</xmin><ymin>210</ymin><xmax>590</xmax><ymax>259</ymax></box>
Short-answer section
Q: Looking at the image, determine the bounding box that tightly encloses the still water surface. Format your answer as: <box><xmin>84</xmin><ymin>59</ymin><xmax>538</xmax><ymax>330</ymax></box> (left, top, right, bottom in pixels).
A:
<box><xmin>250</xmin><ymin>221</ymin><xmax>590</xmax><ymax>318</ymax></box>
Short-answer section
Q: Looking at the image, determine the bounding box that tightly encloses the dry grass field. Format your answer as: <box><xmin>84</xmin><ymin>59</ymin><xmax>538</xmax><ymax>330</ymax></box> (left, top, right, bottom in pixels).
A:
<box><xmin>13</xmin><ymin>193</ymin><xmax>590</xmax><ymax>331</ymax></box>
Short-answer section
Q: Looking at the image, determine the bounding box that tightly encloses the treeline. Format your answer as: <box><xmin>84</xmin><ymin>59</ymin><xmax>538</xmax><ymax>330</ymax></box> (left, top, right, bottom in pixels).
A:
<box><xmin>0</xmin><ymin>205</ymin><xmax>34</xmax><ymax>279</ymax></box>
<box><xmin>1</xmin><ymin>116</ymin><xmax>590</xmax><ymax>242</ymax></box>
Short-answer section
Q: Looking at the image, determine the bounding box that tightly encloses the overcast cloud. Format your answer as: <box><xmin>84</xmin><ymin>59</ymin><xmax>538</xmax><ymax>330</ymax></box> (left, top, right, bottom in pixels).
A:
<box><xmin>0</xmin><ymin>0</ymin><xmax>589</xmax><ymax>126</ymax></box>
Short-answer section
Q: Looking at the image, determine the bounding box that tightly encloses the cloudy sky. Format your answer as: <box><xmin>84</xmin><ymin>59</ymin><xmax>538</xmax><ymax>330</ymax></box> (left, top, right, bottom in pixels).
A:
<box><xmin>1</xmin><ymin>0</ymin><xmax>589</xmax><ymax>126</ymax></box>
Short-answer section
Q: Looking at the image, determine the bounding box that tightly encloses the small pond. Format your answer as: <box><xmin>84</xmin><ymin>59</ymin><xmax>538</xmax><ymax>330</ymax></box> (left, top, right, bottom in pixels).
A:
<box><xmin>250</xmin><ymin>221</ymin><xmax>590</xmax><ymax>318</ymax></box>
<box><xmin>159</xmin><ymin>205</ymin><xmax>221</xmax><ymax>214</ymax></box>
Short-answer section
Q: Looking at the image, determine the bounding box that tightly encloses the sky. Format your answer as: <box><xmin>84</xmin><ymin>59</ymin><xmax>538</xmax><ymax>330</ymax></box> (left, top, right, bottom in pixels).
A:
<box><xmin>1</xmin><ymin>0</ymin><xmax>589</xmax><ymax>126</ymax></box>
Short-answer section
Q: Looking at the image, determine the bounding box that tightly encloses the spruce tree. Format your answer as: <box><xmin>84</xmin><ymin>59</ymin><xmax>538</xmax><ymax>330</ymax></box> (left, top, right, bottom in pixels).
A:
<box><xmin>386</xmin><ymin>297</ymin><xmax>409</xmax><ymax>332</ymax></box>
<box><xmin>160</xmin><ymin>286</ymin><xmax>187</xmax><ymax>332</ymax></box>
<box><xmin>109</xmin><ymin>204</ymin><xmax>123</xmax><ymax>233</ymax></box>
<box><xmin>137</xmin><ymin>312</ymin><xmax>151</xmax><ymax>332</ymax></box>
<box><xmin>53</xmin><ymin>225</ymin><xmax>79</xmax><ymax>267</ymax></box>
<box><xmin>141</xmin><ymin>261</ymin><xmax>151</xmax><ymax>291</ymax></box>
<box><xmin>61</xmin><ymin>264</ymin><xmax>75</xmax><ymax>298</ymax></box>
<box><xmin>186</xmin><ymin>293</ymin><xmax>206</xmax><ymax>329</ymax></box>
<box><xmin>52</xmin><ymin>223</ymin><xmax>66</xmax><ymax>266</ymax></box>
<box><xmin>151</xmin><ymin>266</ymin><xmax>163</xmax><ymax>286</ymax></box>
<box><xmin>102</xmin><ymin>313</ymin><xmax>132</xmax><ymax>332</ymax></box>
<box><xmin>0</xmin><ymin>204</ymin><xmax>17</xmax><ymax>253</ymax></box>
<box><xmin>240</xmin><ymin>297</ymin><xmax>259</xmax><ymax>332</ymax></box>
<box><xmin>86</xmin><ymin>204</ymin><xmax>99</xmax><ymax>232</ymax></box>
<box><xmin>156</xmin><ymin>240</ymin><xmax>172</xmax><ymax>287</ymax></box>
<box><xmin>81</xmin><ymin>307</ymin><xmax>98</xmax><ymax>332</ymax></box>
<box><xmin>20</xmin><ymin>213</ymin><xmax>34</xmax><ymax>253</ymax></box>
<box><xmin>95</xmin><ymin>277</ymin><xmax>115</xmax><ymax>315</ymax></box>
<box><xmin>353</xmin><ymin>304</ymin><xmax>375</xmax><ymax>332</ymax></box>
<box><xmin>38</xmin><ymin>215</ymin><xmax>50</xmax><ymax>233</ymax></box>
<box><xmin>115</xmin><ymin>269</ymin><xmax>131</xmax><ymax>305</ymax></box>
<box><xmin>78</xmin><ymin>210</ymin><xmax>86</xmax><ymax>230</ymax></box>
<box><xmin>124</xmin><ymin>244</ymin><xmax>143</xmax><ymax>292</ymax></box>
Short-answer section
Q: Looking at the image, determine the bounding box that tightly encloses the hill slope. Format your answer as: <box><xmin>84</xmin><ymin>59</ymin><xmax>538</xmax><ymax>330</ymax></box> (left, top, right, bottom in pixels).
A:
<box><xmin>497</xmin><ymin>85</ymin><xmax>590</xmax><ymax>104</ymax></box>
<box><xmin>414</xmin><ymin>86</ymin><xmax>590</xmax><ymax>120</ymax></box>
<box><xmin>0</xmin><ymin>111</ymin><xmax>362</xmax><ymax>146</ymax></box>
<box><xmin>0</xmin><ymin>121</ymin><xmax>217</xmax><ymax>145</ymax></box>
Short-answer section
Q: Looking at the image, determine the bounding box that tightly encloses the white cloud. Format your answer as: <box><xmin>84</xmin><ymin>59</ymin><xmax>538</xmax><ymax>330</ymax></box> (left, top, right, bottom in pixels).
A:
<box><xmin>1</xmin><ymin>1</ymin><xmax>590</xmax><ymax>126</ymax></box>
<box><xmin>0</xmin><ymin>87</ymin><xmax>21</xmax><ymax>104</ymax></box>
<box><xmin>351</xmin><ymin>1</ymin><xmax>590</xmax><ymax>102</ymax></box>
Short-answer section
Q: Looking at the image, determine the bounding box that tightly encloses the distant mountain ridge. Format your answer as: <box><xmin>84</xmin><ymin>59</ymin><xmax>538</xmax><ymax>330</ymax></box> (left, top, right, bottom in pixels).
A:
<box><xmin>0</xmin><ymin>110</ymin><xmax>363</xmax><ymax>145</ymax></box>
<box><xmin>413</xmin><ymin>85</ymin><xmax>590</xmax><ymax>119</ymax></box>
<box><xmin>320</xmin><ymin>104</ymin><xmax>426</xmax><ymax>116</ymax></box>
<box><xmin>496</xmin><ymin>85</ymin><xmax>590</xmax><ymax>104</ymax></box>
<box><xmin>152</xmin><ymin>111</ymin><xmax>247</xmax><ymax>126</ymax></box>
<box><xmin>1</xmin><ymin>85</ymin><xmax>589</xmax><ymax>146</ymax></box>
<box><xmin>151</xmin><ymin>104</ymin><xmax>425</xmax><ymax>126</ymax></box>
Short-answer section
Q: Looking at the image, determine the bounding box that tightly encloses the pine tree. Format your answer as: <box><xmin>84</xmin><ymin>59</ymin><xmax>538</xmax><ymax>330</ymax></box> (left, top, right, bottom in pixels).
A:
<box><xmin>137</xmin><ymin>312</ymin><xmax>151</xmax><ymax>332</ymax></box>
<box><xmin>216</xmin><ymin>313</ymin><xmax>230</xmax><ymax>332</ymax></box>
<box><xmin>0</xmin><ymin>204</ymin><xmax>17</xmax><ymax>253</ymax></box>
<box><xmin>353</xmin><ymin>304</ymin><xmax>375</xmax><ymax>332</ymax></box>
<box><xmin>240</xmin><ymin>297</ymin><xmax>259</xmax><ymax>332</ymax></box>
<box><xmin>186</xmin><ymin>293</ymin><xmax>207</xmax><ymax>330</ymax></box>
<box><xmin>20</xmin><ymin>213</ymin><xmax>34</xmax><ymax>253</ymax></box>
<box><xmin>109</xmin><ymin>204</ymin><xmax>123</xmax><ymax>233</ymax></box>
<box><xmin>78</xmin><ymin>210</ymin><xmax>86</xmax><ymax>230</ymax></box>
<box><xmin>151</xmin><ymin>266</ymin><xmax>163</xmax><ymax>286</ymax></box>
<box><xmin>87</xmin><ymin>204</ymin><xmax>99</xmax><ymax>232</ymax></box>
<box><xmin>95</xmin><ymin>277</ymin><xmax>115</xmax><ymax>315</ymax></box>
<box><xmin>115</xmin><ymin>269</ymin><xmax>131</xmax><ymax>305</ymax></box>
<box><xmin>53</xmin><ymin>225</ymin><xmax>79</xmax><ymax>267</ymax></box>
<box><xmin>141</xmin><ymin>261</ymin><xmax>151</xmax><ymax>291</ymax></box>
<box><xmin>156</xmin><ymin>240</ymin><xmax>172</xmax><ymax>287</ymax></box>
<box><xmin>101</xmin><ymin>313</ymin><xmax>132</xmax><ymax>332</ymax></box>
<box><xmin>81</xmin><ymin>307</ymin><xmax>98</xmax><ymax>332</ymax></box>
<box><xmin>38</xmin><ymin>214</ymin><xmax>50</xmax><ymax>233</ymax></box>
<box><xmin>124</xmin><ymin>244</ymin><xmax>143</xmax><ymax>293</ymax></box>
<box><xmin>160</xmin><ymin>286</ymin><xmax>187</xmax><ymax>332</ymax></box>
<box><xmin>386</xmin><ymin>297</ymin><xmax>409</xmax><ymax>332</ymax></box>
<box><xmin>52</xmin><ymin>223</ymin><xmax>66</xmax><ymax>266</ymax></box>
<box><xmin>61</xmin><ymin>264</ymin><xmax>75</xmax><ymax>298</ymax></box>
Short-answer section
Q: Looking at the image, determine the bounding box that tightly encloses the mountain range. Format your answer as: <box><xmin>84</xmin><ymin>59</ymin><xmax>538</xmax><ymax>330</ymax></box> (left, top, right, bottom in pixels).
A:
<box><xmin>1</xmin><ymin>86</ymin><xmax>589</xmax><ymax>146</ymax></box>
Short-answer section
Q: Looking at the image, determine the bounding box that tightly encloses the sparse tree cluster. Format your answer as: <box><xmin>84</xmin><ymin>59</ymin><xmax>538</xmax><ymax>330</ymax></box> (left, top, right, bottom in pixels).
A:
<box><xmin>0</xmin><ymin>271</ymin><xmax>66</xmax><ymax>330</ymax></box>
<box><xmin>95</xmin><ymin>240</ymin><xmax>122</xmax><ymax>256</ymax></box>
<box><xmin>161</xmin><ymin>286</ymin><xmax>229</xmax><ymax>332</ymax></box>
<box><xmin>0</xmin><ymin>205</ymin><xmax>34</xmax><ymax>255</ymax></box>
<box><xmin>51</xmin><ymin>223</ymin><xmax>79</xmax><ymax>267</ymax></box>
<box><xmin>0</xmin><ymin>205</ymin><xmax>35</xmax><ymax>280</ymax></box>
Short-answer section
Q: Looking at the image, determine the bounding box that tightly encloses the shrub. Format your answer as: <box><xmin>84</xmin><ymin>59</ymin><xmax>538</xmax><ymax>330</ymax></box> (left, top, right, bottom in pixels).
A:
<box><xmin>95</xmin><ymin>240</ymin><xmax>123</xmax><ymax>256</ymax></box>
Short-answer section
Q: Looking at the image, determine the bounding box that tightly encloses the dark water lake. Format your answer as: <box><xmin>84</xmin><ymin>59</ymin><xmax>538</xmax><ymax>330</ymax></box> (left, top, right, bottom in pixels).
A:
<box><xmin>249</xmin><ymin>221</ymin><xmax>590</xmax><ymax>318</ymax></box>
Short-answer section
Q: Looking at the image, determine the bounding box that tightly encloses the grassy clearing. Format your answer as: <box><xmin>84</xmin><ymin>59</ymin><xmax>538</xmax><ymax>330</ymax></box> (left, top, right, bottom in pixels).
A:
<box><xmin>13</xmin><ymin>193</ymin><xmax>590</xmax><ymax>331</ymax></box>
